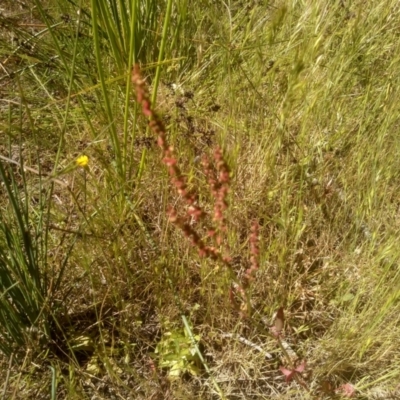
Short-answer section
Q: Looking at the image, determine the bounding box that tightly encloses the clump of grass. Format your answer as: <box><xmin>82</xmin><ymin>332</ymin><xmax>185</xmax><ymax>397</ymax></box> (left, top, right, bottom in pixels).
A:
<box><xmin>0</xmin><ymin>159</ymin><xmax>68</xmax><ymax>358</ymax></box>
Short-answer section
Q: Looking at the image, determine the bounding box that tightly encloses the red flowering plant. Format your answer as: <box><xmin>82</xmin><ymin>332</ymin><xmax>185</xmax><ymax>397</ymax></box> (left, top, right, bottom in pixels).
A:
<box><xmin>131</xmin><ymin>64</ymin><xmax>259</xmax><ymax>315</ymax></box>
<box><xmin>132</xmin><ymin>64</ymin><xmax>311</xmax><ymax>390</ymax></box>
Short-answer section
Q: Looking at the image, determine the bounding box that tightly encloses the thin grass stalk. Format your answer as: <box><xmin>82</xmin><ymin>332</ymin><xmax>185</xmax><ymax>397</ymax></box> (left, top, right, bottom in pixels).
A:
<box><xmin>95</xmin><ymin>0</ymin><xmax>124</xmax><ymax>70</ymax></box>
<box><xmin>32</xmin><ymin>0</ymin><xmax>100</xmax><ymax>143</ymax></box>
<box><xmin>55</xmin><ymin>0</ymin><xmax>84</xmax><ymax>168</ymax></box>
<box><xmin>1</xmin><ymin>353</ymin><xmax>13</xmax><ymax>399</ymax></box>
<box><xmin>118</xmin><ymin>0</ymin><xmax>130</xmax><ymax>49</ymax></box>
<box><xmin>49</xmin><ymin>365</ymin><xmax>57</xmax><ymax>400</ymax></box>
<box><xmin>91</xmin><ymin>0</ymin><xmax>123</xmax><ymax>177</ymax></box>
<box><xmin>123</xmin><ymin>0</ymin><xmax>138</xmax><ymax>177</ymax></box>
<box><xmin>30</xmin><ymin>0</ymin><xmax>71</xmax><ymax>172</ymax></box>
<box><xmin>38</xmin><ymin>2</ymin><xmax>85</xmax><ymax>254</ymax></box>
<box><xmin>151</xmin><ymin>0</ymin><xmax>174</xmax><ymax>106</ymax></box>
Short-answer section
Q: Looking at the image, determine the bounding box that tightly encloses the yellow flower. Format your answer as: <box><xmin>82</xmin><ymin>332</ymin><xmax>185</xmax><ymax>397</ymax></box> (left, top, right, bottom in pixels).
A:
<box><xmin>76</xmin><ymin>155</ymin><xmax>89</xmax><ymax>167</ymax></box>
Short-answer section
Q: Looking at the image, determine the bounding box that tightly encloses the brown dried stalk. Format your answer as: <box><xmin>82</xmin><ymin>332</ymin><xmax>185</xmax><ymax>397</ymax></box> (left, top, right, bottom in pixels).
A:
<box><xmin>132</xmin><ymin>64</ymin><xmax>259</xmax><ymax>313</ymax></box>
<box><xmin>243</xmin><ymin>220</ymin><xmax>260</xmax><ymax>288</ymax></box>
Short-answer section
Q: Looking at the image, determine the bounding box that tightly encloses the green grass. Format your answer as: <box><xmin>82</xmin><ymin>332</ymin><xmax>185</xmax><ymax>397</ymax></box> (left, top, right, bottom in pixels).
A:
<box><xmin>1</xmin><ymin>0</ymin><xmax>400</xmax><ymax>398</ymax></box>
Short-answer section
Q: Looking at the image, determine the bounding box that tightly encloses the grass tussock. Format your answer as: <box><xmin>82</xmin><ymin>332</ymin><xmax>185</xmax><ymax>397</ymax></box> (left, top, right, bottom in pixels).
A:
<box><xmin>1</xmin><ymin>0</ymin><xmax>400</xmax><ymax>399</ymax></box>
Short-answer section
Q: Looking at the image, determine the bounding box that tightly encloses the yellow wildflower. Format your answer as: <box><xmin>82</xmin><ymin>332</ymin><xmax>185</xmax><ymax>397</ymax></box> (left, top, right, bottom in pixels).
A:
<box><xmin>76</xmin><ymin>155</ymin><xmax>89</xmax><ymax>167</ymax></box>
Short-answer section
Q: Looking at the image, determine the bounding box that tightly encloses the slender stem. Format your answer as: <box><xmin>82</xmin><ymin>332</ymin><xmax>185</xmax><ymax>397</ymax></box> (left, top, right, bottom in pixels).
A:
<box><xmin>1</xmin><ymin>353</ymin><xmax>13</xmax><ymax>400</ymax></box>
<box><xmin>91</xmin><ymin>0</ymin><xmax>122</xmax><ymax>177</ymax></box>
<box><xmin>151</xmin><ymin>0</ymin><xmax>174</xmax><ymax>106</ymax></box>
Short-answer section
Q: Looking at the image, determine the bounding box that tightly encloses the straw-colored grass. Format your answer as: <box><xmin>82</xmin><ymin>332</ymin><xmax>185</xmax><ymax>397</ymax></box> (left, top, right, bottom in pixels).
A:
<box><xmin>1</xmin><ymin>0</ymin><xmax>400</xmax><ymax>398</ymax></box>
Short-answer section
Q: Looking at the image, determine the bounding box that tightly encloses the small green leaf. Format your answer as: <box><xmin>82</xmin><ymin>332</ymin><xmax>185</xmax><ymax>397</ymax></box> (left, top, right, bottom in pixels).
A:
<box><xmin>341</xmin><ymin>292</ymin><xmax>355</xmax><ymax>303</ymax></box>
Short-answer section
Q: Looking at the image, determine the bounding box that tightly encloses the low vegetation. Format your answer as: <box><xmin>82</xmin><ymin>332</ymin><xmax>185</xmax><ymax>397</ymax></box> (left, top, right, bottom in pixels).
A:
<box><xmin>1</xmin><ymin>0</ymin><xmax>400</xmax><ymax>399</ymax></box>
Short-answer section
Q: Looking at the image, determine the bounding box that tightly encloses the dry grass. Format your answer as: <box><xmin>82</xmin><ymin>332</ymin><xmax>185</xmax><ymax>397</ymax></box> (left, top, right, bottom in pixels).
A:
<box><xmin>1</xmin><ymin>0</ymin><xmax>400</xmax><ymax>399</ymax></box>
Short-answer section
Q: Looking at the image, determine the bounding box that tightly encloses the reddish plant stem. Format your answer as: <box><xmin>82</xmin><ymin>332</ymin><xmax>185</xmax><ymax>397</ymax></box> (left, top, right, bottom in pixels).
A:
<box><xmin>132</xmin><ymin>64</ymin><xmax>259</xmax><ymax>313</ymax></box>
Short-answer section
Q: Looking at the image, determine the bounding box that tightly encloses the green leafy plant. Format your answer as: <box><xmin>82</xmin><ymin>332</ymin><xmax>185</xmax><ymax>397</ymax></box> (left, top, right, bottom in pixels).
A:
<box><xmin>155</xmin><ymin>326</ymin><xmax>201</xmax><ymax>380</ymax></box>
